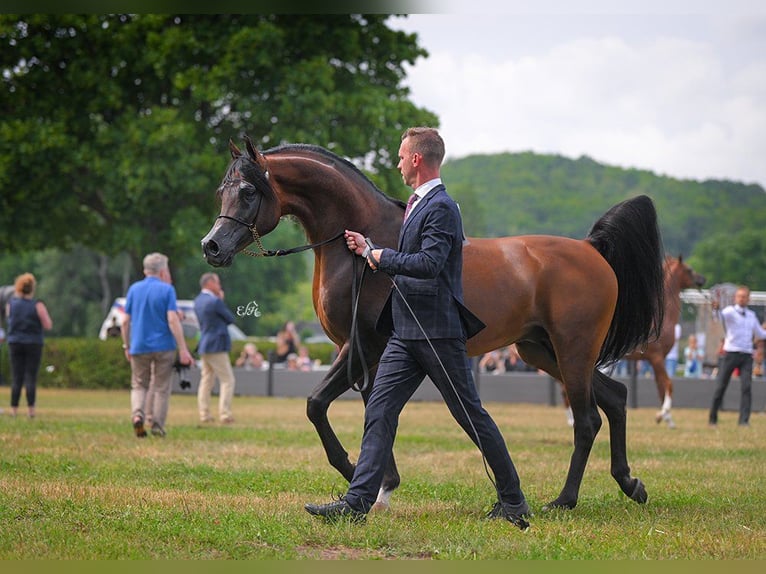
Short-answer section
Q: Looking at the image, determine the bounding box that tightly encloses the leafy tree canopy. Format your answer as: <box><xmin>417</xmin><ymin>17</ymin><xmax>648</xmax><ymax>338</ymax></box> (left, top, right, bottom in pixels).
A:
<box><xmin>0</xmin><ymin>14</ymin><xmax>436</xmax><ymax>337</ymax></box>
<box><xmin>0</xmin><ymin>14</ymin><xmax>435</xmax><ymax>266</ymax></box>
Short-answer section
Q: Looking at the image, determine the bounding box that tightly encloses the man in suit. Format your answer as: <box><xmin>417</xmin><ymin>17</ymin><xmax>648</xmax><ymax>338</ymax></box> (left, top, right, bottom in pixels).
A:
<box><xmin>305</xmin><ymin>127</ymin><xmax>530</xmax><ymax>530</ymax></box>
<box><xmin>194</xmin><ymin>272</ymin><xmax>237</xmax><ymax>424</ymax></box>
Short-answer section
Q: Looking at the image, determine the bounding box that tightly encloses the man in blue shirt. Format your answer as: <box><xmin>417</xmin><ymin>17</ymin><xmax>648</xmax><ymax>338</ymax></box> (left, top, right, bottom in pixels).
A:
<box><xmin>122</xmin><ymin>252</ymin><xmax>193</xmax><ymax>437</ymax></box>
<box><xmin>194</xmin><ymin>272</ymin><xmax>237</xmax><ymax>424</ymax></box>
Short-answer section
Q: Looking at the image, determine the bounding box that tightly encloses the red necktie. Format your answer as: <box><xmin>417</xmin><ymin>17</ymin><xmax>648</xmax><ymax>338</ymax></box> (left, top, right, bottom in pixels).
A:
<box><xmin>403</xmin><ymin>194</ymin><xmax>417</xmax><ymax>220</ymax></box>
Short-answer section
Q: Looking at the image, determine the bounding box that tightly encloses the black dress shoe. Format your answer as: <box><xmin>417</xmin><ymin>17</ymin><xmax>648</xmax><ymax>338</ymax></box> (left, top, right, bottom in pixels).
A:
<box><xmin>304</xmin><ymin>498</ymin><xmax>366</xmax><ymax>523</ymax></box>
<box><xmin>486</xmin><ymin>500</ymin><xmax>531</xmax><ymax>530</ymax></box>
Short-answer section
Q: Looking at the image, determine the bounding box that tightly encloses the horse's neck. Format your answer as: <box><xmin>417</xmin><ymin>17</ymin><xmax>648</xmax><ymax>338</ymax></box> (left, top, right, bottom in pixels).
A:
<box><xmin>270</xmin><ymin>153</ymin><xmax>398</xmax><ymax>243</ymax></box>
<box><xmin>663</xmin><ymin>265</ymin><xmax>684</xmax><ymax>321</ymax></box>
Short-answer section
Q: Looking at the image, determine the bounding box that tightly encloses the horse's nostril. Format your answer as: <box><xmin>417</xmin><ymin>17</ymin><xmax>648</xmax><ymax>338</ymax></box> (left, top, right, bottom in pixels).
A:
<box><xmin>204</xmin><ymin>239</ymin><xmax>220</xmax><ymax>257</ymax></box>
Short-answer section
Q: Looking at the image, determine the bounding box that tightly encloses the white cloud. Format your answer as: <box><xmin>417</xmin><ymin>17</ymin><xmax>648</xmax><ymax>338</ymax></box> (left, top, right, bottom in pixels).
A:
<box><xmin>392</xmin><ymin>13</ymin><xmax>766</xmax><ymax>186</ymax></box>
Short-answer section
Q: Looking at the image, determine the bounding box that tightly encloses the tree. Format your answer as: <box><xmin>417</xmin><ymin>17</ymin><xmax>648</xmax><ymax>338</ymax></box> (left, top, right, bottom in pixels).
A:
<box><xmin>688</xmin><ymin>230</ymin><xmax>766</xmax><ymax>291</ymax></box>
<box><xmin>0</xmin><ymin>14</ymin><xmax>436</xmax><ymax>265</ymax></box>
<box><xmin>0</xmin><ymin>14</ymin><xmax>437</xmax><ymax>336</ymax></box>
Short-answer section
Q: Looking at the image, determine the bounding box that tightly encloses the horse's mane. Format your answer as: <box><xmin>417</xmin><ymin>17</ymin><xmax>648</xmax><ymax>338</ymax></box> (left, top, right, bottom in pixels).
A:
<box><xmin>264</xmin><ymin>143</ymin><xmax>407</xmax><ymax>209</ymax></box>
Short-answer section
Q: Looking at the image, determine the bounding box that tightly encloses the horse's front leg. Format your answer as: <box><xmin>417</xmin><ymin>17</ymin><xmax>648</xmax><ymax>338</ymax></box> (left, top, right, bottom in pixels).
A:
<box><xmin>306</xmin><ymin>344</ymin><xmax>358</xmax><ymax>482</ymax></box>
<box><xmin>592</xmin><ymin>370</ymin><xmax>648</xmax><ymax>504</ymax></box>
<box><xmin>305</xmin><ymin>343</ymin><xmax>401</xmax><ymax>509</ymax></box>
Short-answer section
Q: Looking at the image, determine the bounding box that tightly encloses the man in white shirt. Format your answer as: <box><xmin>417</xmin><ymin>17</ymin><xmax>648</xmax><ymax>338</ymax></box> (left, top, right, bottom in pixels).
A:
<box><xmin>709</xmin><ymin>285</ymin><xmax>766</xmax><ymax>426</ymax></box>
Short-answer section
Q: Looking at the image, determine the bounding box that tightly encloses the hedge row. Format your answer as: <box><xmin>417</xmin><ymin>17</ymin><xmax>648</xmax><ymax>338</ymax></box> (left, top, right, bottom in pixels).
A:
<box><xmin>0</xmin><ymin>338</ymin><xmax>337</xmax><ymax>390</ymax></box>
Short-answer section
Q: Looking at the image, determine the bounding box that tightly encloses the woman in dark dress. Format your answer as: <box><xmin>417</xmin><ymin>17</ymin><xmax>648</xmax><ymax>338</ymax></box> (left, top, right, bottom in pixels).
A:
<box><xmin>6</xmin><ymin>273</ymin><xmax>53</xmax><ymax>418</ymax></box>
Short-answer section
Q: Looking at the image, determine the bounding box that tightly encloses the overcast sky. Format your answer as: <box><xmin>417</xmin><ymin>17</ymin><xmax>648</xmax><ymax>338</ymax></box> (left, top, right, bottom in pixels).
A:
<box><xmin>388</xmin><ymin>2</ymin><xmax>766</xmax><ymax>187</ymax></box>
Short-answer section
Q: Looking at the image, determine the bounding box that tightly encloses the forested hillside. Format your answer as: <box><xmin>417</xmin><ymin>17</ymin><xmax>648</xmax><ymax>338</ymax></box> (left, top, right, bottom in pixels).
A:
<box><xmin>443</xmin><ymin>152</ymin><xmax>766</xmax><ymax>259</ymax></box>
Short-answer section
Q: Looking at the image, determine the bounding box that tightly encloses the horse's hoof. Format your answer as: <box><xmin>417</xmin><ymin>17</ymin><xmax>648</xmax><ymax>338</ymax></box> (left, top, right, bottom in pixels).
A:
<box><xmin>541</xmin><ymin>500</ymin><xmax>575</xmax><ymax>513</ymax></box>
<box><xmin>370</xmin><ymin>501</ymin><xmax>390</xmax><ymax>513</ymax></box>
<box><xmin>629</xmin><ymin>478</ymin><xmax>648</xmax><ymax>504</ymax></box>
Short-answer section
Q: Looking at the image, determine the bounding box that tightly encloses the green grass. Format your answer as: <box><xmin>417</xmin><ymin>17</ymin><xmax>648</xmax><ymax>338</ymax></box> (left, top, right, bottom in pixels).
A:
<box><xmin>0</xmin><ymin>389</ymin><xmax>764</xmax><ymax>559</ymax></box>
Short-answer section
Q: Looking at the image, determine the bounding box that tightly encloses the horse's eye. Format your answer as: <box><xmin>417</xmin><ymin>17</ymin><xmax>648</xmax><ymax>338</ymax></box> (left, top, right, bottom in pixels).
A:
<box><xmin>240</xmin><ymin>184</ymin><xmax>257</xmax><ymax>201</ymax></box>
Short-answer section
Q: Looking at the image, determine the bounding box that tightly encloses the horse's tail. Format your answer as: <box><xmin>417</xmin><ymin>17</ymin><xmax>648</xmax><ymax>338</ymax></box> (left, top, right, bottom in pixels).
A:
<box><xmin>586</xmin><ymin>195</ymin><xmax>665</xmax><ymax>366</ymax></box>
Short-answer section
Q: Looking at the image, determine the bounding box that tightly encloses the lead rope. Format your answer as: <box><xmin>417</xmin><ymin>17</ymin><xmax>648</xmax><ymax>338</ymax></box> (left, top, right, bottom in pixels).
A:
<box><xmin>348</xmin><ymin>256</ymin><xmax>371</xmax><ymax>393</ymax></box>
<box><xmin>217</xmin><ymin>213</ymin><xmax>370</xmax><ymax>391</ymax></box>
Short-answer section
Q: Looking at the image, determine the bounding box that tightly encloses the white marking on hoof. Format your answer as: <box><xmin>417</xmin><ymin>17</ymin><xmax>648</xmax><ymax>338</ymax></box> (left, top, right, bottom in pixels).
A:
<box><xmin>371</xmin><ymin>487</ymin><xmax>392</xmax><ymax>512</ymax></box>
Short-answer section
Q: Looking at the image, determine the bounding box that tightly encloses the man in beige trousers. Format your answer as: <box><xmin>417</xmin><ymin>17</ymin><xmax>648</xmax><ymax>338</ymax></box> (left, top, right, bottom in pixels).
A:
<box><xmin>194</xmin><ymin>273</ymin><xmax>237</xmax><ymax>423</ymax></box>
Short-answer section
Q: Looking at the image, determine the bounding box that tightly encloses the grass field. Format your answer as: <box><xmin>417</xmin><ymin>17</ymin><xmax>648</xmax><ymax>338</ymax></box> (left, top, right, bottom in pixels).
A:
<box><xmin>0</xmin><ymin>388</ymin><xmax>763</xmax><ymax>559</ymax></box>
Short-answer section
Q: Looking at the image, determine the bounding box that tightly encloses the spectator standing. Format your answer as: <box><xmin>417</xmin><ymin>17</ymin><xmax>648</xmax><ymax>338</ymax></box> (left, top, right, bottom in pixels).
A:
<box><xmin>708</xmin><ymin>285</ymin><xmax>766</xmax><ymax>427</ymax></box>
<box><xmin>122</xmin><ymin>253</ymin><xmax>192</xmax><ymax>438</ymax></box>
<box><xmin>194</xmin><ymin>272</ymin><xmax>237</xmax><ymax>424</ymax></box>
<box><xmin>6</xmin><ymin>273</ymin><xmax>52</xmax><ymax>418</ymax></box>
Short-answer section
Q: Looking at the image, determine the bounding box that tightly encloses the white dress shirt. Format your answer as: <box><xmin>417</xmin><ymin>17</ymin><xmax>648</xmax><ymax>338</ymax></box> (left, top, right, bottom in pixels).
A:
<box><xmin>407</xmin><ymin>178</ymin><xmax>442</xmax><ymax>214</ymax></box>
<box><xmin>720</xmin><ymin>305</ymin><xmax>766</xmax><ymax>354</ymax></box>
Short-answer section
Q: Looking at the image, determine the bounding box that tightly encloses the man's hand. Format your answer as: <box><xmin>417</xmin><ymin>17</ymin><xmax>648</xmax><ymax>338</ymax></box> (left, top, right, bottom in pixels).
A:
<box><xmin>178</xmin><ymin>348</ymin><xmax>194</xmax><ymax>366</ymax></box>
<box><xmin>345</xmin><ymin>230</ymin><xmax>381</xmax><ymax>270</ymax></box>
<box><xmin>344</xmin><ymin>230</ymin><xmax>366</xmax><ymax>256</ymax></box>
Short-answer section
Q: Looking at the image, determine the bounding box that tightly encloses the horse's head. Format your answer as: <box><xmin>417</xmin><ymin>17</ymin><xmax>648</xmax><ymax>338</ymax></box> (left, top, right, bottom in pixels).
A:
<box><xmin>201</xmin><ymin>136</ymin><xmax>281</xmax><ymax>267</ymax></box>
<box><xmin>668</xmin><ymin>255</ymin><xmax>706</xmax><ymax>290</ymax></box>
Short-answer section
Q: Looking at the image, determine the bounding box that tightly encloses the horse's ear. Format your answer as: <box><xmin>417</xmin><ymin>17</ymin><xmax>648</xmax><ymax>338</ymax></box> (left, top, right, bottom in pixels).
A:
<box><xmin>678</xmin><ymin>254</ymin><xmax>683</xmax><ymax>263</ymax></box>
<box><xmin>229</xmin><ymin>139</ymin><xmax>243</xmax><ymax>159</ymax></box>
<box><xmin>244</xmin><ymin>134</ymin><xmax>258</xmax><ymax>159</ymax></box>
<box><xmin>243</xmin><ymin>134</ymin><xmax>268</xmax><ymax>171</ymax></box>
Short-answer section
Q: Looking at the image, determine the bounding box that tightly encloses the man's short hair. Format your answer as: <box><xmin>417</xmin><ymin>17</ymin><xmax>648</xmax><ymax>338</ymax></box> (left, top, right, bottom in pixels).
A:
<box><xmin>402</xmin><ymin>127</ymin><xmax>445</xmax><ymax>167</ymax></box>
<box><xmin>200</xmin><ymin>272</ymin><xmax>218</xmax><ymax>289</ymax></box>
<box><xmin>143</xmin><ymin>252</ymin><xmax>168</xmax><ymax>275</ymax></box>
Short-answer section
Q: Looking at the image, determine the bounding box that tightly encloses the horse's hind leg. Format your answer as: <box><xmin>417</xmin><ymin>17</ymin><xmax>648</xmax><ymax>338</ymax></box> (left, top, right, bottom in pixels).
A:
<box><xmin>592</xmin><ymin>369</ymin><xmax>647</xmax><ymax>504</ymax></box>
<box><xmin>542</xmin><ymin>381</ymin><xmax>602</xmax><ymax>511</ymax></box>
<box><xmin>517</xmin><ymin>341</ymin><xmax>601</xmax><ymax>511</ymax></box>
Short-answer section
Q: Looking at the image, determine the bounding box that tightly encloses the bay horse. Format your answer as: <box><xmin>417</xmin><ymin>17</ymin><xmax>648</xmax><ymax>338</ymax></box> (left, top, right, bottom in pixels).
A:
<box><xmin>201</xmin><ymin>137</ymin><xmax>664</xmax><ymax>513</ymax></box>
<box><xmin>625</xmin><ymin>256</ymin><xmax>705</xmax><ymax>428</ymax></box>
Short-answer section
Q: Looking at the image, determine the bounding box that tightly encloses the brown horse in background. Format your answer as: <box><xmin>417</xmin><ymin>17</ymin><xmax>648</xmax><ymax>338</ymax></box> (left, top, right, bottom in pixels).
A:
<box><xmin>201</xmin><ymin>138</ymin><xmax>664</xmax><ymax>512</ymax></box>
<box><xmin>560</xmin><ymin>256</ymin><xmax>705</xmax><ymax>428</ymax></box>
<box><xmin>625</xmin><ymin>256</ymin><xmax>705</xmax><ymax>427</ymax></box>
